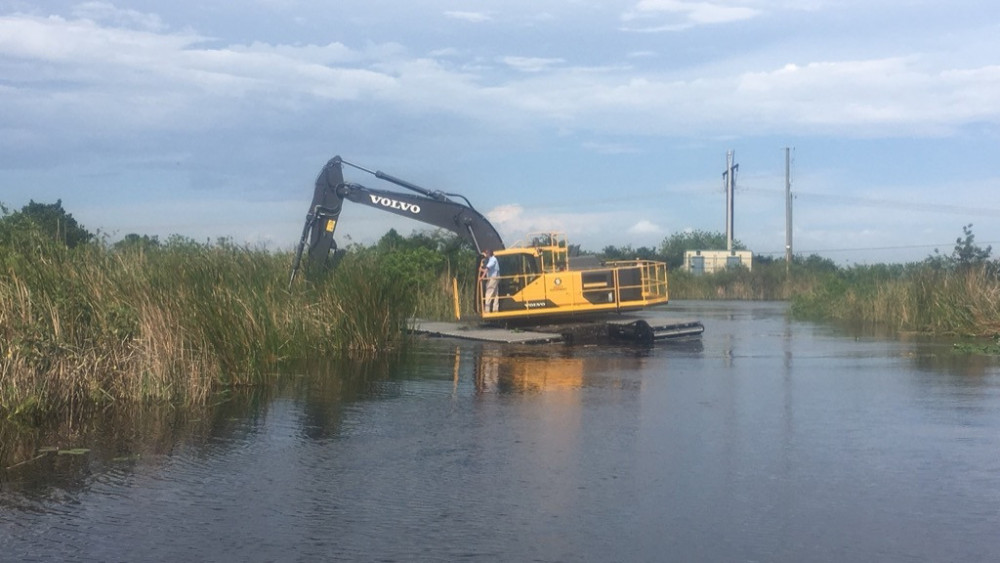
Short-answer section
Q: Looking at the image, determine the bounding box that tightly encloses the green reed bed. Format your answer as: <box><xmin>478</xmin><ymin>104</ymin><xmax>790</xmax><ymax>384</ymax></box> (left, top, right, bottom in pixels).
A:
<box><xmin>408</xmin><ymin>271</ymin><xmax>477</xmax><ymax>322</ymax></box>
<box><xmin>668</xmin><ymin>268</ymin><xmax>774</xmax><ymax>300</ymax></box>
<box><xmin>791</xmin><ymin>263</ymin><xmax>1000</xmax><ymax>336</ymax></box>
<box><xmin>668</xmin><ymin>258</ymin><xmax>1000</xmax><ymax>338</ymax></box>
<box><xmin>668</xmin><ymin>264</ymin><xmax>824</xmax><ymax>301</ymax></box>
<box><xmin>0</xmin><ymin>236</ymin><xmax>416</xmax><ymax>419</ymax></box>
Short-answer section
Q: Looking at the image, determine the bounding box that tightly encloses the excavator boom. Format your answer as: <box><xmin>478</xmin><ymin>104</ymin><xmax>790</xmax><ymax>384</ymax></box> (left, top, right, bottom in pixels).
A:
<box><xmin>289</xmin><ymin>156</ymin><xmax>503</xmax><ymax>286</ymax></box>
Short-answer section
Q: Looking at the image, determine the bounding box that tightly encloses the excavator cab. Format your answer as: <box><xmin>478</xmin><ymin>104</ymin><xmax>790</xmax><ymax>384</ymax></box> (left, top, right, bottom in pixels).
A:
<box><xmin>496</xmin><ymin>251</ymin><xmax>543</xmax><ymax>296</ymax></box>
<box><xmin>474</xmin><ymin>233</ymin><xmax>668</xmax><ymax>320</ymax></box>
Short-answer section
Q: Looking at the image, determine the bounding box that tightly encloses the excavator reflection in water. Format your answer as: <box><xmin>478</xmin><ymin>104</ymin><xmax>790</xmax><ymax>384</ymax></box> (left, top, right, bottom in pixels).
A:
<box><xmin>470</xmin><ymin>348</ymin><xmax>590</xmax><ymax>394</ymax></box>
<box><xmin>290</xmin><ymin>156</ymin><xmax>670</xmax><ymax>325</ymax></box>
<box><xmin>462</xmin><ymin>339</ymin><xmax>702</xmax><ymax>394</ymax></box>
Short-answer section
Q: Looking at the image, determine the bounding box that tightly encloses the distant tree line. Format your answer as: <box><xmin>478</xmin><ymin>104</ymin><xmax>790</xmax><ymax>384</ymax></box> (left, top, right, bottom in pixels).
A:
<box><xmin>5</xmin><ymin>200</ymin><xmax>994</xmax><ymax>276</ymax></box>
<box><xmin>0</xmin><ymin>200</ymin><xmax>93</xmax><ymax>248</ymax></box>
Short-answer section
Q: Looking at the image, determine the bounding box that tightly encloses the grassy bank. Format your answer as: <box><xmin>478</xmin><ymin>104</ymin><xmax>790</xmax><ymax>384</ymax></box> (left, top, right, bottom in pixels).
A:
<box><xmin>791</xmin><ymin>263</ymin><xmax>1000</xmax><ymax>336</ymax></box>
<box><xmin>668</xmin><ymin>263</ymin><xmax>829</xmax><ymax>301</ymax></box>
<box><xmin>0</xmin><ymin>234</ymin><xmax>416</xmax><ymax>419</ymax></box>
<box><xmin>669</xmin><ymin>257</ymin><xmax>1000</xmax><ymax>338</ymax></box>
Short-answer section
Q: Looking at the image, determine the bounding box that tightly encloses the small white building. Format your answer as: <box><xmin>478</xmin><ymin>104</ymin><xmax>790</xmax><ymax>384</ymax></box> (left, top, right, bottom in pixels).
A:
<box><xmin>684</xmin><ymin>250</ymin><xmax>753</xmax><ymax>275</ymax></box>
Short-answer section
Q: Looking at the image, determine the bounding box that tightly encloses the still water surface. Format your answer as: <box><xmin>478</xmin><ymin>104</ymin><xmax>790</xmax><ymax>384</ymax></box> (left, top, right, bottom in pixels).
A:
<box><xmin>2</xmin><ymin>301</ymin><xmax>1000</xmax><ymax>562</ymax></box>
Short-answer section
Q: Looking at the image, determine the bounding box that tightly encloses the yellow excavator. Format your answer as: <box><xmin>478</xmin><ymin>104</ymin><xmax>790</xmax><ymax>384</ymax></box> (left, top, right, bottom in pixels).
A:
<box><xmin>289</xmin><ymin>156</ymin><xmax>671</xmax><ymax>326</ymax></box>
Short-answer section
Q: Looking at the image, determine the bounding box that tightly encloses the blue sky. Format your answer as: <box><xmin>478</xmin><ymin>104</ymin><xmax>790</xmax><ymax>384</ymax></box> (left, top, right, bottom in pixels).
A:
<box><xmin>2</xmin><ymin>1</ymin><xmax>999</xmax><ymax>264</ymax></box>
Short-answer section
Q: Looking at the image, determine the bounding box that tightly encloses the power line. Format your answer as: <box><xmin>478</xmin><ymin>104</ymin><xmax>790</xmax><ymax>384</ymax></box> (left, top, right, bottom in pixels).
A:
<box><xmin>755</xmin><ymin>240</ymin><xmax>1000</xmax><ymax>257</ymax></box>
<box><xmin>507</xmin><ymin>181</ymin><xmax>1000</xmax><ymax>218</ymax></box>
<box><xmin>739</xmin><ymin>186</ymin><xmax>1000</xmax><ymax>217</ymax></box>
<box><xmin>508</xmin><ymin>187</ymin><xmax>711</xmax><ymax>211</ymax></box>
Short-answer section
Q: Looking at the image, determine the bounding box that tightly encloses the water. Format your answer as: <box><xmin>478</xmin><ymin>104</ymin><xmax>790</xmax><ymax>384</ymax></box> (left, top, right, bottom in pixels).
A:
<box><xmin>3</xmin><ymin>301</ymin><xmax>1000</xmax><ymax>562</ymax></box>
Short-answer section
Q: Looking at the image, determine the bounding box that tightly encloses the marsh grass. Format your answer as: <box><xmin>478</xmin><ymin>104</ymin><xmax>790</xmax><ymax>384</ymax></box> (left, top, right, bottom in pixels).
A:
<box><xmin>668</xmin><ymin>264</ymin><xmax>827</xmax><ymax>301</ymax></box>
<box><xmin>791</xmin><ymin>264</ymin><xmax>1000</xmax><ymax>336</ymax></box>
<box><xmin>410</xmin><ymin>272</ymin><xmax>478</xmax><ymax>321</ymax></box>
<box><xmin>1</xmin><ymin>235</ymin><xmax>415</xmax><ymax>419</ymax></box>
<box><xmin>669</xmin><ymin>268</ymin><xmax>779</xmax><ymax>300</ymax></box>
<box><xmin>670</xmin><ymin>259</ymin><xmax>1000</xmax><ymax>338</ymax></box>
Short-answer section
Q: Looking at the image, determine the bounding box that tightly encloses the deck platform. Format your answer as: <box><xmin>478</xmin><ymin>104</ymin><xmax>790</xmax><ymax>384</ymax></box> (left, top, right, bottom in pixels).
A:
<box><xmin>410</xmin><ymin>320</ymin><xmax>563</xmax><ymax>344</ymax></box>
<box><xmin>410</xmin><ymin>315</ymin><xmax>704</xmax><ymax>345</ymax></box>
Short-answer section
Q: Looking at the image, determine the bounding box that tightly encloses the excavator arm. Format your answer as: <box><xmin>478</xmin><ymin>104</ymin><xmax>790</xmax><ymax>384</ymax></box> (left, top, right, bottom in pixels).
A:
<box><xmin>290</xmin><ymin>156</ymin><xmax>504</xmax><ymax>286</ymax></box>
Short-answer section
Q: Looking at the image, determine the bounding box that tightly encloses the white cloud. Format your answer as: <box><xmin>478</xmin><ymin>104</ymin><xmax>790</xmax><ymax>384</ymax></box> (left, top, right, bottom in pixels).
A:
<box><xmin>628</xmin><ymin>219</ymin><xmax>662</xmax><ymax>235</ymax></box>
<box><xmin>484</xmin><ymin>204</ymin><xmax>669</xmax><ymax>250</ymax></box>
<box><xmin>0</xmin><ymin>13</ymin><xmax>197</xmax><ymax>62</ymax></box>
<box><xmin>444</xmin><ymin>11</ymin><xmax>492</xmax><ymax>23</ymax></box>
<box><xmin>500</xmin><ymin>56</ymin><xmax>565</xmax><ymax>73</ymax></box>
<box><xmin>623</xmin><ymin>0</ymin><xmax>760</xmax><ymax>31</ymax></box>
<box><xmin>0</xmin><ymin>13</ymin><xmax>402</xmax><ymax>134</ymax></box>
<box><xmin>72</xmin><ymin>1</ymin><xmax>167</xmax><ymax>31</ymax></box>
<box><xmin>4</xmin><ymin>9</ymin><xmax>999</xmax><ymax>144</ymax></box>
<box><xmin>733</xmin><ymin>58</ymin><xmax>1000</xmax><ymax>133</ymax></box>
<box><xmin>232</xmin><ymin>41</ymin><xmax>361</xmax><ymax>65</ymax></box>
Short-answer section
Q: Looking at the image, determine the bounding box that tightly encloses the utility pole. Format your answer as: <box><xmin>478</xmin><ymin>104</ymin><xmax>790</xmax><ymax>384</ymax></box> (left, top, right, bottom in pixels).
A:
<box><xmin>784</xmin><ymin>147</ymin><xmax>793</xmax><ymax>277</ymax></box>
<box><xmin>723</xmin><ymin>150</ymin><xmax>738</xmax><ymax>252</ymax></box>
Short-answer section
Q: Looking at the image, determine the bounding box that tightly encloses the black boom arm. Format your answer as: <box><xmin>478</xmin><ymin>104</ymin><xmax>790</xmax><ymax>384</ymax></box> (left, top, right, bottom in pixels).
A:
<box><xmin>289</xmin><ymin>156</ymin><xmax>504</xmax><ymax>286</ymax></box>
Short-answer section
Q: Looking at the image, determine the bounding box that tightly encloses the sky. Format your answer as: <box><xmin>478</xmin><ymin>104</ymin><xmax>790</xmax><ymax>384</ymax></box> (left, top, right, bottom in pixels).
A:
<box><xmin>2</xmin><ymin>0</ymin><xmax>999</xmax><ymax>264</ymax></box>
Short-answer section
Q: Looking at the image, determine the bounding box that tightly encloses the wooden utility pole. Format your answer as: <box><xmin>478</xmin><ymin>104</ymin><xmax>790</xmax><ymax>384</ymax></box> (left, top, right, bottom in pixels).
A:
<box><xmin>784</xmin><ymin>147</ymin><xmax>793</xmax><ymax>276</ymax></box>
<box><xmin>723</xmin><ymin>150</ymin><xmax>738</xmax><ymax>252</ymax></box>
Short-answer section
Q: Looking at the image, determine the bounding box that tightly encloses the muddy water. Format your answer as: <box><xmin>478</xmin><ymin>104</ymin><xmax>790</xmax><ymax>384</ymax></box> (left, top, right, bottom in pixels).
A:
<box><xmin>2</xmin><ymin>301</ymin><xmax>1000</xmax><ymax>562</ymax></box>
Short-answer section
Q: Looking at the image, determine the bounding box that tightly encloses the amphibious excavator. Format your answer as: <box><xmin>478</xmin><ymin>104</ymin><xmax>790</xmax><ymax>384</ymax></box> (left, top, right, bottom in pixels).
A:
<box><xmin>289</xmin><ymin>156</ymin><xmax>672</xmax><ymax>328</ymax></box>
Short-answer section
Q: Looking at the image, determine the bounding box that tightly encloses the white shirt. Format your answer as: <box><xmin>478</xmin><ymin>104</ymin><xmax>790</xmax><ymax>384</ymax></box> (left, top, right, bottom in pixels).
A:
<box><xmin>484</xmin><ymin>255</ymin><xmax>499</xmax><ymax>278</ymax></box>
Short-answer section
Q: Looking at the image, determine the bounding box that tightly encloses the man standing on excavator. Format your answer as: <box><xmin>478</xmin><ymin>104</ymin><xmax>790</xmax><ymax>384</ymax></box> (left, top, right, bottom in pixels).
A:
<box><xmin>480</xmin><ymin>249</ymin><xmax>500</xmax><ymax>313</ymax></box>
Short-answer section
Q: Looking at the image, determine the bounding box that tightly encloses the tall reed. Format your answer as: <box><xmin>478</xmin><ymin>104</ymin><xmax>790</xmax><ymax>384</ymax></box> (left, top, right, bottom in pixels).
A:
<box><xmin>0</xmin><ymin>235</ymin><xmax>415</xmax><ymax>419</ymax></box>
<box><xmin>791</xmin><ymin>263</ymin><xmax>1000</xmax><ymax>335</ymax></box>
<box><xmin>668</xmin><ymin>265</ymin><xmax>821</xmax><ymax>301</ymax></box>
